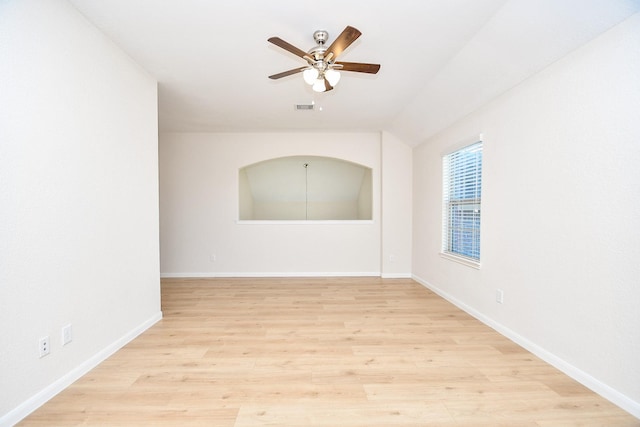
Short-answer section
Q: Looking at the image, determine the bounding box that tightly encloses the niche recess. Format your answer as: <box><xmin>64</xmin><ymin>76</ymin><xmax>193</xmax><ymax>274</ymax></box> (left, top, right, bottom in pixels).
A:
<box><xmin>239</xmin><ymin>156</ymin><xmax>372</xmax><ymax>220</ymax></box>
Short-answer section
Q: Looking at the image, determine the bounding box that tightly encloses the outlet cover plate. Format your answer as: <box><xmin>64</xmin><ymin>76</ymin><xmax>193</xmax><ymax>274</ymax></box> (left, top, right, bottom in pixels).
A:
<box><xmin>62</xmin><ymin>324</ymin><xmax>72</xmax><ymax>345</ymax></box>
<box><xmin>39</xmin><ymin>336</ymin><xmax>50</xmax><ymax>358</ymax></box>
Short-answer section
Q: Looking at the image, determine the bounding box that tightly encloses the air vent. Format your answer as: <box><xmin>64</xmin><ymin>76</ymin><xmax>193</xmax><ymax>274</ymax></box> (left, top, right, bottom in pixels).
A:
<box><xmin>295</xmin><ymin>104</ymin><xmax>314</xmax><ymax>111</ymax></box>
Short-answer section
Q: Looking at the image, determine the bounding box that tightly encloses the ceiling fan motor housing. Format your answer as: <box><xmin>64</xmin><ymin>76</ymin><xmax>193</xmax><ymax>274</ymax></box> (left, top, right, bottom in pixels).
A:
<box><xmin>309</xmin><ymin>30</ymin><xmax>329</xmax><ymax>64</ymax></box>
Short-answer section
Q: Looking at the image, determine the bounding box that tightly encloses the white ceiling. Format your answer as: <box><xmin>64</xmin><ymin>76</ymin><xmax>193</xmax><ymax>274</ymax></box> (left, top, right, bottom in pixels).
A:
<box><xmin>68</xmin><ymin>0</ymin><xmax>639</xmax><ymax>146</ymax></box>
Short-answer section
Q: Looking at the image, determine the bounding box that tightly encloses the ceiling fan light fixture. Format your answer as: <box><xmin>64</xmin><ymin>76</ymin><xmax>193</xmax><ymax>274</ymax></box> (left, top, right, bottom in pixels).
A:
<box><xmin>268</xmin><ymin>26</ymin><xmax>379</xmax><ymax>93</ymax></box>
<box><xmin>303</xmin><ymin>68</ymin><xmax>319</xmax><ymax>85</ymax></box>
<box><xmin>325</xmin><ymin>69</ymin><xmax>340</xmax><ymax>86</ymax></box>
<box><xmin>312</xmin><ymin>78</ymin><xmax>326</xmax><ymax>92</ymax></box>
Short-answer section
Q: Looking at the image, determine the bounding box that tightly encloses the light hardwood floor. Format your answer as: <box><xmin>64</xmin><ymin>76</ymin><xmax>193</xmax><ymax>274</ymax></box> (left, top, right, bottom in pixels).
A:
<box><xmin>21</xmin><ymin>277</ymin><xmax>639</xmax><ymax>426</ymax></box>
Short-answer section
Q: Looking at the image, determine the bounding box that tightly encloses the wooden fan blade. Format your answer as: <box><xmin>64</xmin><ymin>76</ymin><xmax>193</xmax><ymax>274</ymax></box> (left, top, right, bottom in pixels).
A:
<box><xmin>335</xmin><ymin>62</ymin><xmax>380</xmax><ymax>74</ymax></box>
<box><xmin>268</xmin><ymin>66</ymin><xmax>307</xmax><ymax>80</ymax></box>
<box><xmin>325</xmin><ymin>26</ymin><xmax>361</xmax><ymax>60</ymax></box>
<box><xmin>267</xmin><ymin>37</ymin><xmax>308</xmax><ymax>59</ymax></box>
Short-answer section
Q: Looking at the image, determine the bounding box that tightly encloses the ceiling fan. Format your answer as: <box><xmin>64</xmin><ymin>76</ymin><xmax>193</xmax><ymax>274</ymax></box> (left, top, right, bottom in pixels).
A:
<box><xmin>268</xmin><ymin>26</ymin><xmax>380</xmax><ymax>93</ymax></box>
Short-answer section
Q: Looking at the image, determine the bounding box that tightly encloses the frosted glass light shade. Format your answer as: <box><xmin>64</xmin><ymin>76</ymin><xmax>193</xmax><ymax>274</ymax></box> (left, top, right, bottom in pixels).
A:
<box><xmin>312</xmin><ymin>78</ymin><xmax>326</xmax><ymax>92</ymax></box>
<box><xmin>303</xmin><ymin>68</ymin><xmax>319</xmax><ymax>85</ymax></box>
<box><xmin>325</xmin><ymin>69</ymin><xmax>341</xmax><ymax>86</ymax></box>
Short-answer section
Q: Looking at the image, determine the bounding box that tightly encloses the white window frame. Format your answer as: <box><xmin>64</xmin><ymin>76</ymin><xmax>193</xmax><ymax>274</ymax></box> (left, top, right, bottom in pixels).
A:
<box><xmin>441</xmin><ymin>138</ymin><xmax>483</xmax><ymax>269</ymax></box>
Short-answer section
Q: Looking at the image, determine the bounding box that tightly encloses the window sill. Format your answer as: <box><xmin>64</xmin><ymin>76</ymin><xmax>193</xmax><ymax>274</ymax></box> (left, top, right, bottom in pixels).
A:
<box><xmin>439</xmin><ymin>252</ymin><xmax>481</xmax><ymax>269</ymax></box>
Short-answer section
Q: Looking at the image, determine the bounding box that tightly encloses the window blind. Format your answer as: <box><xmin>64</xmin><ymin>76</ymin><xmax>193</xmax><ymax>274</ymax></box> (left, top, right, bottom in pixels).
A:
<box><xmin>442</xmin><ymin>141</ymin><xmax>482</xmax><ymax>261</ymax></box>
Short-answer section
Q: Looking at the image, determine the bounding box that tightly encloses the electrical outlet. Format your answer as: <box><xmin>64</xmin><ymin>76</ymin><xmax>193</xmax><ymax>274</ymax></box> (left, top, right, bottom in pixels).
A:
<box><xmin>62</xmin><ymin>324</ymin><xmax>72</xmax><ymax>346</ymax></box>
<box><xmin>209</xmin><ymin>254</ymin><xmax>217</xmax><ymax>262</ymax></box>
<box><xmin>39</xmin><ymin>336</ymin><xmax>50</xmax><ymax>358</ymax></box>
<box><xmin>496</xmin><ymin>289</ymin><xmax>504</xmax><ymax>304</ymax></box>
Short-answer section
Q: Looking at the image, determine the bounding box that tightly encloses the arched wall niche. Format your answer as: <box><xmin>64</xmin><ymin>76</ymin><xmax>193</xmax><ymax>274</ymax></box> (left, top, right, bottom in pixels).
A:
<box><xmin>239</xmin><ymin>155</ymin><xmax>372</xmax><ymax>221</ymax></box>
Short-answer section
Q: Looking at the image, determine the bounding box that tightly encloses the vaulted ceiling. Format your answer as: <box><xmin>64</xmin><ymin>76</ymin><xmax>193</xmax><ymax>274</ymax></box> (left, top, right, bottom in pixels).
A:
<box><xmin>68</xmin><ymin>0</ymin><xmax>639</xmax><ymax>146</ymax></box>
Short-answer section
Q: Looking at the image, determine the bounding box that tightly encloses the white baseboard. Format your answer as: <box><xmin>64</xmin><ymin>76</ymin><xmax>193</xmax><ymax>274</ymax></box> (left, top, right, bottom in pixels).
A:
<box><xmin>380</xmin><ymin>273</ymin><xmax>412</xmax><ymax>279</ymax></box>
<box><xmin>0</xmin><ymin>312</ymin><xmax>163</xmax><ymax>427</ymax></box>
<box><xmin>161</xmin><ymin>271</ymin><xmax>381</xmax><ymax>278</ymax></box>
<box><xmin>412</xmin><ymin>274</ymin><xmax>640</xmax><ymax>419</ymax></box>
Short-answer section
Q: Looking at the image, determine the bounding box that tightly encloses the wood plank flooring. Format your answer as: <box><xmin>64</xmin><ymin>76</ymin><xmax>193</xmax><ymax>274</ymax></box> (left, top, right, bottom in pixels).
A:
<box><xmin>20</xmin><ymin>277</ymin><xmax>639</xmax><ymax>426</ymax></box>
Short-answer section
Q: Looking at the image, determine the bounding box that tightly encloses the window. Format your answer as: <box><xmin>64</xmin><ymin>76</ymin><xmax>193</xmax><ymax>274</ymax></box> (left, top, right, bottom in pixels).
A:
<box><xmin>442</xmin><ymin>140</ymin><xmax>482</xmax><ymax>264</ymax></box>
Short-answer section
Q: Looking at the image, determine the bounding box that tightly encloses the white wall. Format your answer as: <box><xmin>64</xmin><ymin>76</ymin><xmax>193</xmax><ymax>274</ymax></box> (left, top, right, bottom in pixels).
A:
<box><xmin>0</xmin><ymin>1</ymin><xmax>161</xmax><ymax>424</ymax></box>
<box><xmin>357</xmin><ymin>168</ymin><xmax>373</xmax><ymax>220</ymax></box>
<box><xmin>412</xmin><ymin>13</ymin><xmax>640</xmax><ymax>417</ymax></box>
<box><xmin>381</xmin><ymin>132</ymin><xmax>413</xmax><ymax>278</ymax></box>
<box><xmin>159</xmin><ymin>132</ymin><xmax>386</xmax><ymax>276</ymax></box>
